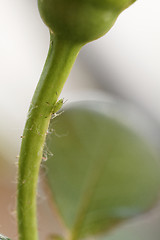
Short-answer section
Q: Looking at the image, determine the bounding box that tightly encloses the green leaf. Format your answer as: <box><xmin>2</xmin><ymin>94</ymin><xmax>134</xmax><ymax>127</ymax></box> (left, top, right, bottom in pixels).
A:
<box><xmin>0</xmin><ymin>234</ymin><xmax>10</xmax><ymax>240</ymax></box>
<box><xmin>44</xmin><ymin>102</ymin><xmax>160</xmax><ymax>240</ymax></box>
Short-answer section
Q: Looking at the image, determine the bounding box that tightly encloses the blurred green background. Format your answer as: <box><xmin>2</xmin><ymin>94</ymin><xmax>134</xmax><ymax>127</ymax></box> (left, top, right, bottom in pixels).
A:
<box><xmin>0</xmin><ymin>0</ymin><xmax>160</xmax><ymax>239</ymax></box>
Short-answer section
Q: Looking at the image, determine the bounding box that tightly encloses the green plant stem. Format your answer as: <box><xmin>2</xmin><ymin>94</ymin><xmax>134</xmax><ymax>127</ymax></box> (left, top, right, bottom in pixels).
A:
<box><xmin>17</xmin><ymin>33</ymin><xmax>81</xmax><ymax>240</ymax></box>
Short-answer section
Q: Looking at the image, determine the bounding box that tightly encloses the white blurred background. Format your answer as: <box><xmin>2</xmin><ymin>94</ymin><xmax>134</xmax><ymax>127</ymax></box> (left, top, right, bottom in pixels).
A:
<box><xmin>0</xmin><ymin>0</ymin><xmax>160</xmax><ymax>239</ymax></box>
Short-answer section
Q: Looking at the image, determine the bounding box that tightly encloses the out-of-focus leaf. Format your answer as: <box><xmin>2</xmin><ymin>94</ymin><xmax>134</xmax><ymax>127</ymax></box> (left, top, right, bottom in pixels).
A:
<box><xmin>0</xmin><ymin>234</ymin><xmax>10</xmax><ymax>240</ymax></box>
<box><xmin>44</xmin><ymin>102</ymin><xmax>160</xmax><ymax>240</ymax></box>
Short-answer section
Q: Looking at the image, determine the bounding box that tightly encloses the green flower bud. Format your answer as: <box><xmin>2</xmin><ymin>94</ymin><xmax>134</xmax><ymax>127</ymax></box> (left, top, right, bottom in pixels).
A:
<box><xmin>38</xmin><ymin>0</ymin><xmax>136</xmax><ymax>44</ymax></box>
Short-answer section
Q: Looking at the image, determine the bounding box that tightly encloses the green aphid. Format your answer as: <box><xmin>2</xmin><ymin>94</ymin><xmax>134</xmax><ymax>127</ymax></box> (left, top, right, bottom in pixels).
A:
<box><xmin>52</xmin><ymin>99</ymin><xmax>64</xmax><ymax>114</ymax></box>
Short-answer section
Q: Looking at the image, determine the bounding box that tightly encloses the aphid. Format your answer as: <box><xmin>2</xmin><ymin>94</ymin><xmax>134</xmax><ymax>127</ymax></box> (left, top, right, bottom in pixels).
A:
<box><xmin>52</xmin><ymin>99</ymin><xmax>64</xmax><ymax>114</ymax></box>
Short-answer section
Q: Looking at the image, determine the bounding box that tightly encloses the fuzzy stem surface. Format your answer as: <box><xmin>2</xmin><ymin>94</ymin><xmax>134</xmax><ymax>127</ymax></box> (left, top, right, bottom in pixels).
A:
<box><xmin>17</xmin><ymin>33</ymin><xmax>81</xmax><ymax>240</ymax></box>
